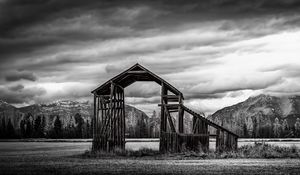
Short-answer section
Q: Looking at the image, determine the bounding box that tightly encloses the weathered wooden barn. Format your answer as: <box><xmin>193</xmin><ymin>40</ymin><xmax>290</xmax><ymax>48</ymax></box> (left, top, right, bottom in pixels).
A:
<box><xmin>91</xmin><ymin>63</ymin><xmax>238</xmax><ymax>153</ymax></box>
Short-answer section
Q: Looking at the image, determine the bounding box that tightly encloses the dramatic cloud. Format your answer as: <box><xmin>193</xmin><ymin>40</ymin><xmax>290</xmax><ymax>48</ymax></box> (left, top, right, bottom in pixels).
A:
<box><xmin>8</xmin><ymin>84</ymin><xmax>24</xmax><ymax>92</ymax></box>
<box><xmin>5</xmin><ymin>71</ymin><xmax>37</xmax><ymax>82</ymax></box>
<box><xmin>0</xmin><ymin>0</ymin><xmax>300</xmax><ymax>115</ymax></box>
<box><xmin>0</xmin><ymin>85</ymin><xmax>46</xmax><ymax>104</ymax></box>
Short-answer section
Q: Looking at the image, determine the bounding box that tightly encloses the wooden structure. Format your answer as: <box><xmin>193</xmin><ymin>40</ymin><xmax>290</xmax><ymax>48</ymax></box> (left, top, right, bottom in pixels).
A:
<box><xmin>91</xmin><ymin>63</ymin><xmax>238</xmax><ymax>153</ymax></box>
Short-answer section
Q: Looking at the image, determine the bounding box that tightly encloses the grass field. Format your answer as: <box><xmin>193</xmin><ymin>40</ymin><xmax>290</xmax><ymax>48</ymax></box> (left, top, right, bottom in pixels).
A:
<box><xmin>0</xmin><ymin>141</ymin><xmax>300</xmax><ymax>174</ymax></box>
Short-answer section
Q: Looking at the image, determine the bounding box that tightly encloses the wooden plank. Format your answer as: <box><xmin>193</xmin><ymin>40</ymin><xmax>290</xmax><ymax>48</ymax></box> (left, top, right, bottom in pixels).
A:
<box><xmin>92</xmin><ymin>94</ymin><xmax>97</xmax><ymax>150</ymax></box>
<box><xmin>216</xmin><ymin>129</ymin><xmax>220</xmax><ymax>152</ymax></box>
<box><xmin>193</xmin><ymin>117</ymin><xmax>199</xmax><ymax>134</ymax></box>
<box><xmin>178</xmin><ymin>95</ymin><xmax>184</xmax><ymax>133</ymax></box>
<box><xmin>122</xmin><ymin>90</ymin><xmax>125</xmax><ymax>149</ymax></box>
<box><xmin>182</xmin><ymin>105</ymin><xmax>238</xmax><ymax>137</ymax></box>
<box><xmin>163</xmin><ymin>95</ymin><xmax>180</xmax><ymax>102</ymax></box>
<box><xmin>127</xmin><ymin>70</ymin><xmax>148</xmax><ymax>74</ymax></box>
<box><xmin>164</xmin><ymin>105</ymin><xmax>176</xmax><ymax>132</ymax></box>
<box><xmin>168</xmin><ymin>109</ymin><xmax>179</xmax><ymax>113</ymax></box>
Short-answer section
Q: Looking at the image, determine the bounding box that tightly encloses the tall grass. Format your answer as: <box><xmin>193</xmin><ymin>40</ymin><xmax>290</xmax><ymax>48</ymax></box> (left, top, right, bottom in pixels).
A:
<box><xmin>83</xmin><ymin>147</ymin><xmax>160</xmax><ymax>158</ymax></box>
<box><xmin>204</xmin><ymin>143</ymin><xmax>300</xmax><ymax>159</ymax></box>
<box><xmin>83</xmin><ymin>143</ymin><xmax>300</xmax><ymax>159</ymax></box>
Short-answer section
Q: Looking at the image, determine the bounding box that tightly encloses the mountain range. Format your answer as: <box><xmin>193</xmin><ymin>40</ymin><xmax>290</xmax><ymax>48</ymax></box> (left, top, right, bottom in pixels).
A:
<box><xmin>2</xmin><ymin>94</ymin><xmax>300</xmax><ymax>139</ymax></box>
<box><xmin>209</xmin><ymin>94</ymin><xmax>300</xmax><ymax>138</ymax></box>
<box><xmin>0</xmin><ymin>99</ymin><xmax>159</xmax><ymax>138</ymax></box>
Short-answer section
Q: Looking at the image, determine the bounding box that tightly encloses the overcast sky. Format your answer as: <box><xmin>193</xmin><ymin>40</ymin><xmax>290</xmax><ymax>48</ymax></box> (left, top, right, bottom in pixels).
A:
<box><xmin>1</xmin><ymin>0</ymin><xmax>300</xmax><ymax>115</ymax></box>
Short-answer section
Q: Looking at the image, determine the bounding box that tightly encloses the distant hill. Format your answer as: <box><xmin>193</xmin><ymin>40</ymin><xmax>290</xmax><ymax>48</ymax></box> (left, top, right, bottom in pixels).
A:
<box><xmin>209</xmin><ymin>94</ymin><xmax>300</xmax><ymax>138</ymax></box>
<box><xmin>0</xmin><ymin>100</ymin><xmax>156</xmax><ymax>138</ymax></box>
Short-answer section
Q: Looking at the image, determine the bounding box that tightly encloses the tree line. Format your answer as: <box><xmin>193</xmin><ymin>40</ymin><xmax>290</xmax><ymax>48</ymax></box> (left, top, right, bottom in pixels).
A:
<box><xmin>243</xmin><ymin>117</ymin><xmax>300</xmax><ymax>138</ymax></box>
<box><xmin>0</xmin><ymin>113</ymin><xmax>92</xmax><ymax>139</ymax></box>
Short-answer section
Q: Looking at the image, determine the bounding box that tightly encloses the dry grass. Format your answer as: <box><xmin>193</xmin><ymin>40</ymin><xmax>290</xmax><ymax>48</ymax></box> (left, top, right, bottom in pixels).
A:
<box><xmin>83</xmin><ymin>147</ymin><xmax>160</xmax><ymax>158</ymax></box>
<box><xmin>1</xmin><ymin>142</ymin><xmax>300</xmax><ymax>174</ymax></box>
<box><xmin>83</xmin><ymin>143</ymin><xmax>300</xmax><ymax>159</ymax></box>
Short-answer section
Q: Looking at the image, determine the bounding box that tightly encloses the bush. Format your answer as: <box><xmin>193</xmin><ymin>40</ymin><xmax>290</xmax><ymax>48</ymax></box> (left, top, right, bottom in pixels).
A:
<box><xmin>232</xmin><ymin>143</ymin><xmax>300</xmax><ymax>158</ymax></box>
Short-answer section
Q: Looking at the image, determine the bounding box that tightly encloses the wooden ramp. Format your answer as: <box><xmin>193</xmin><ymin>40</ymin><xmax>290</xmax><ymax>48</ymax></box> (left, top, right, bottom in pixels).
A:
<box><xmin>91</xmin><ymin>63</ymin><xmax>238</xmax><ymax>153</ymax></box>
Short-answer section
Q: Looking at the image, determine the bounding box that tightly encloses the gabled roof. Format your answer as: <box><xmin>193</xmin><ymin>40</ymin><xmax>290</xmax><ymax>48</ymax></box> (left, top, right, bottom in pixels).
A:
<box><xmin>91</xmin><ymin>63</ymin><xmax>183</xmax><ymax>97</ymax></box>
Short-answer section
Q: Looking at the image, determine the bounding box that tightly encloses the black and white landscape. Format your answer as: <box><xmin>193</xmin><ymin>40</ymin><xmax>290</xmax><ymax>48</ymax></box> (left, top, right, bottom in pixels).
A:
<box><xmin>1</xmin><ymin>0</ymin><xmax>300</xmax><ymax>174</ymax></box>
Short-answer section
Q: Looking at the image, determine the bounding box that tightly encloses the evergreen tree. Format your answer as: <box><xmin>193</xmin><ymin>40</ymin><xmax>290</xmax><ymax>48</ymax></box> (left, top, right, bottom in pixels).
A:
<box><xmin>295</xmin><ymin>118</ymin><xmax>300</xmax><ymax>138</ymax></box>
<box><xmin>34</xmin><ymin>116</ymin><xmax>44</xmax><ymax>138</ymax></box>
<box><xmin>243</xmin><ymin>123</ymin><xmax>248</xmax><ymax>138</ymax></box>
<box><xmin>1</xmin><ymin>117</ymin><xmax>6</xmax><ymax>138</ymax></box>
<box><xmin>258</xmin><ymin>123</ymin><xmax>272</xmax><ymax>138</ymax></box>
<box><xmin>252</xmin><ymin>117</ymin><xmax>257</xmax><ymax>138</ymax></box>
<box><xmin>6</xmin><ymin>119</ymin><xmax>15</xmax><ymax>138</ymax></box>
<box><xmin>25</xmin><ymin>119</ymin><xmax>32</xmax><ymax>138</ymax></box>
<box><xmin>267</xmin><ymin>123</ymin><xmax>274</xmax><ymax>138</ymax></box>
<box><xmin>89</xmin><ymin>119</ymin><xmax>93</xmax><ymax>138</ymax></box>
<box><xmin>138</xmin><ymin>114</ymin><xmax>148</xmax><ymax>138</ymax></box>
<box><xmin>86</xmin><ymin>120</ymin><xmax>91</xmax><ymax>138</ymax></box>
<box><xmin>74</xmin><ymin>113</ymin><xmax>84</xmax><ymax>138</ymax></box>
<box><xmin>150</xmin><ymin>110</ymin><xmax>158</xmax><ymax>137</ymax></box>
<box><xmin>41</xmin><ymin>115</ymin><xmax>46</xmax><ymax>137</ymax></box>
<box><xmin>273</xmin><ymin>118</ymin><xmax>282</xmax><ymax>138</ymax></box>
<box><xmin>54</xmin><ymin>116</ymin><xmax>62</xmax><ymax>138</ymax></box>
<box><xmin>20</xmin><ymin>119</ymin><xmax>26</xmax><ymax>138</ymax></box>
<box><xmin>282</xmin><ymin>119</ymin><xmax>290</xmax><ymax>137</ymax></box>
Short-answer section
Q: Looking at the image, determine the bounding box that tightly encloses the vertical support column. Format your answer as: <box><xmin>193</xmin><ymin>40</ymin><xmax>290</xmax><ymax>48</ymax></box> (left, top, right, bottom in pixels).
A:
<box><xmin>97</xmin><ymin>96</ymin><xmax>101</xmax><ymax>144</ymax></box>
<box><xmin>108</xmin><ymin>82</ymin><xmax>114</xmax><ymax>152</ymax></box>
<box><xmin>92</xmin><ymin>94</ymin><xmax>97</xmax><ymax>151</ymax></box>
<box><xmin>114</xmin><ymin>85</ymin><xmax>125</xmax><ymax>150</ymax></box>
<box><xmin>178</xmin><ymin>95</ymin><xmax>184</xmax><ymax>133</ymax></box>
<box><xmin>122</xmin><ymin>88</ymin><xmax>125</xmax><ymax>150</ymax></box>
<box><xmin>160</xmin><ymin>83</ymin><xmax>168</xmax><ymax>152</ymax></box>
<box><xmin>116</xmin><ymin>90</ymin><xmax>119</xmax><ymax>147</ymax></box>
<box><xmin>160</xmin><ymin>83</ymin><xmax>168</xmax><ymax>133</ymax></box>
<box><xmin>216</xmin><ymin>129</ymin><xmax>220</xmax><ymax>153</ymax></box>
<box><xmin>234</xmin><ymin>136</ymin><xmax>238</xmax><ymax>150</ymax></box>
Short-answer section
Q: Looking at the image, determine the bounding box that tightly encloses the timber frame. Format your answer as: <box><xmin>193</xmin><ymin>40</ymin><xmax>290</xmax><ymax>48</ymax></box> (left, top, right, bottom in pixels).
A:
<box><xmin>91</xmin><ymin>63</ymin><xmax>238</xmax><ymax>153</ymax></box>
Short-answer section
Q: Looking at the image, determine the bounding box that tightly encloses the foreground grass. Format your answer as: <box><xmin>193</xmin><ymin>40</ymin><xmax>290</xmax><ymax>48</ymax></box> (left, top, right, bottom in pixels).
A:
<box><xmin>1</xmin><ymin>142</ymin><xmax>300</xmax><ymax>174</ymax></box>
<box><xmin>83</xmin><ymin>143</ymin><xmax>300</xmax><ymax>159</ymax></box>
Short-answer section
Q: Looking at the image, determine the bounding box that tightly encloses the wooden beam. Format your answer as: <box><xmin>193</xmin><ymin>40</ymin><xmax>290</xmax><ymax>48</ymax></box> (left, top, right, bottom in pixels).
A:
<box><xmin>158</xmin><ymin>104</ymin><xmax>180</xmax><ymax>110</ymax></box>
<box><xmin>168</xmin><ymin>109</ymin><xmax>179</xmax><ymax>113</ymax></box>
<box><xmin>92</xmin><ymin>94</ymin><xmax>96</xmax><ymax>150</ymax></box>
<box><xmin>162</xmin><ymin>95</ymin><xmax>180</xmax><ymax>102</ymax></box>
<box><xmin>164</xmin><ymin>105</ymin><xmax>176</xmax><ymax>132</ymax></box>
<box><xmin>193</xmin><ymin>117</ymin><xmax>199</xmax><ymax>134</ymax></box>
<box><xmin>127</xmin><ymin>70</ymin><xmax>148</xmax><ymax>74</ymax></box>
<box><xmin>182</xmin><ymin>105</ymin><xmax>238</xmax><ymax>137</ymax></box>
<box><xmin>178</xmin><ymin>95</ymin><xmax>184</xmax><ymax>133</ymax></box>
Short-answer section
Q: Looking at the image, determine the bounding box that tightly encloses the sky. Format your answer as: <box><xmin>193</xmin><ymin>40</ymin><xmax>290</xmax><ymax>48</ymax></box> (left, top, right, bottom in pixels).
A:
<box><xmin>1</xmin><ymin>0</ymin><xmax>300</xmax><ymax>115</ymax></box>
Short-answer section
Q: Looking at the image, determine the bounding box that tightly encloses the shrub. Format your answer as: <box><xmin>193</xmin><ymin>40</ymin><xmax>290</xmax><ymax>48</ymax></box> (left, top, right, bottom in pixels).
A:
<box><xmin>237</xmin><ymin>143</ymin><xmax>300</xmax><ymax>158</ymax></box>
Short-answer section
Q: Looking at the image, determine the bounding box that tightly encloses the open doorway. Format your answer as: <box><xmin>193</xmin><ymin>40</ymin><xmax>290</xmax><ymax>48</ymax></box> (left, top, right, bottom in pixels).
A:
<box><xmin>124</xmin><ymin>81</ymin><xmax>160</xmax><ymax>151</ymax></box>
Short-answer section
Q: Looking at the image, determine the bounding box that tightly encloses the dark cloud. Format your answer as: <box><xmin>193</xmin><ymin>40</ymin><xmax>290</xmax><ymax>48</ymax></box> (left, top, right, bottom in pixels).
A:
<box><xmin>5</xmin><ymin>71</ymin><xmax>37</xmax><ymax>82</ymax></box>
<box><xmin>8</xmin><ymin>84</ymin><xmax>24</xmax><ymax>91</ymax></box>
<box><xmin>1</xmin><ymin>0</ymin><xmax>300</xmax><ymax>61</ymax></box>
<box><xmin>0</xmin><ymin>85</ymin><xmax>46</xmax><ymax>104</ymax></box>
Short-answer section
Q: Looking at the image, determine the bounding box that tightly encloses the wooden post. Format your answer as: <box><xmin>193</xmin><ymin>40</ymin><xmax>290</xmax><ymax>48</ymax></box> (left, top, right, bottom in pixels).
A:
<box><xmin>122</xmin><ymin>89</ymin><xmax>125</xmax><ymax>150</ymax></box>
<box><xmin>160</xmin><ymin>83</ymin><xmax>168</xmax><ymax>152</ymax></box>
<box><xmin>108</xmin><ymin>82</ymin><xmax>114</xmax><ymax>151</ymax></box>
<box><xmin>92</xmin><ymin>94</ymin><xmax>97</xmax><ymax>151</ymax></box>
<box><xmin>178</xmin><ymin>95</ymin><xmax>184</xmax><ymax>133</ymax></box>
<box><xmin>234</xmin><ymin>136</ymin><xmax>238</xmax><ymax>150</ymax></box>
<box><xmin>216</xmin><ymin>129</ymin><xmax>220</xmax><ymax>153</ymax></box>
